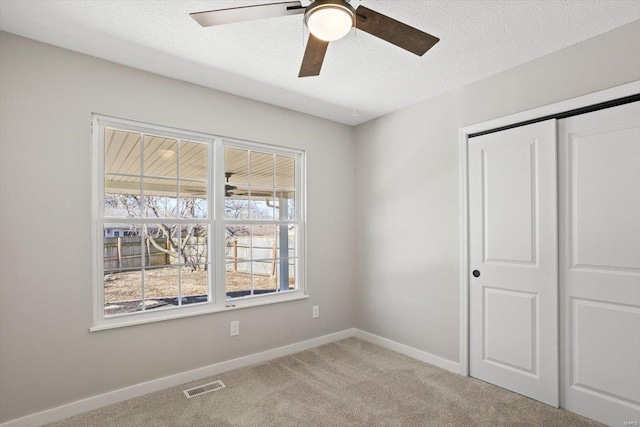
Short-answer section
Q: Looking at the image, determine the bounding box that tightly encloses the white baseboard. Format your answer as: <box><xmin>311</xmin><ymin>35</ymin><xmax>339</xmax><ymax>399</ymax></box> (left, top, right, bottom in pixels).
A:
<box><xmin>0</xmin><ymin>328</ymin><xmax>356</xmax><ymax>427</ymax></box>
<box><xmin>354</xmin><ymin>329</ymin><xmax>460</xmax><ymax>374</ymax></box>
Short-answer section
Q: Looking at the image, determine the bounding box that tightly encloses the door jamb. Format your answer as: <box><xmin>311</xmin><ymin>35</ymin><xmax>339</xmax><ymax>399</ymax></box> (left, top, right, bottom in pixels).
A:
<box><xmin>458</xmin><ymin>81</ymin><xmax>640</xmax><ymax>376</ymax></box>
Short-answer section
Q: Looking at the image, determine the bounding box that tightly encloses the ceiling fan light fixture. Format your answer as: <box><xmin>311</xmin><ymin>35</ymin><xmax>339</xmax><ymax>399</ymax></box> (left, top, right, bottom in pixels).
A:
<box><xmin>190</xmin><ymin>1</ymin><xmax>440</xmax><ymax>78</ymax></box>
<box><xmin>304</xmin><ymin>0</ymin><xmax>355</xmax><ymax>42</ymax></box>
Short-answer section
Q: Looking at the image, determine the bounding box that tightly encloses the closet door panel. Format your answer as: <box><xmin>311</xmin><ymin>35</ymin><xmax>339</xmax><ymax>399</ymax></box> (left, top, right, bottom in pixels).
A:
<box><xmin>559</xmin><ymin>101</ymin><xmax>640</xmax><ymax>426</ymax></box>
<box><xmin>469</xmin><ymin>119</ymin><xmax>558</xmax><ymax>407</ymax></box>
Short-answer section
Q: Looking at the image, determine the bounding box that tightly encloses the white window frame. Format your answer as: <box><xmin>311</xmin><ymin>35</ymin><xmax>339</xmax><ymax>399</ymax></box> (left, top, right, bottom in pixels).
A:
<box><xmin>91</xmin><ymin>114</ymin><xmax>307</xmax><ymax>331</ymax></box>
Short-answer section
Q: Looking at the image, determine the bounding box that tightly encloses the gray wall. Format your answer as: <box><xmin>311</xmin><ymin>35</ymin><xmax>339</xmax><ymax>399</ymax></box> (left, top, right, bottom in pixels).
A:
<box><xmin>353</xmin><ymin>20</ymin><xmax>640</xmax><ymax>363</ymax></box>
<box><xmin>0</xmin><ymin>32</ymin><xmax>355</xmax><ymax>422</ymax></box>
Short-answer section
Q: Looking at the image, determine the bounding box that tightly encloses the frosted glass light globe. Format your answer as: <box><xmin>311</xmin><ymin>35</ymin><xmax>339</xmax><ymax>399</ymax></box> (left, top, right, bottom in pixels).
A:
<box><xmin>306</xmin><ymin>7</ymin><xmax>353</xmax><ymax>42</ymax></box>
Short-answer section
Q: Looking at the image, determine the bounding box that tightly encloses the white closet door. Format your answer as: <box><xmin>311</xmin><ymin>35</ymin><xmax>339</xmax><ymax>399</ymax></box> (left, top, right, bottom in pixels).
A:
<box><xmin>469</xmin><ymin>120</ymin><xmax>559</xmax><ymax>407</ymax></box>
<box><xmin>559</xmin><ymin>101</ymin><xmax>640</xmax><ymax>426</ymax></box>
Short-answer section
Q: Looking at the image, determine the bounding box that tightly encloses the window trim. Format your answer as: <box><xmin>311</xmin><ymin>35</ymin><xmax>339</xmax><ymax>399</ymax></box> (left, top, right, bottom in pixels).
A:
<box><xmin>91</xmin><ymin>114</ymin><xmax>307</xmax><ymax>331</ymax></box>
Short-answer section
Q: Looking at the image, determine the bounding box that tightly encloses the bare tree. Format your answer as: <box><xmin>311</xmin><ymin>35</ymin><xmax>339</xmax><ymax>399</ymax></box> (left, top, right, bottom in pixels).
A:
<box><xmin>224</xmin><ymin>199</ymin><xmax>249</xmax><ymax>219</ymax></box>
<box><xmin>105</xmin><ymin>194</ymin><xmax>207</xmax><ymax>271</ymax></box>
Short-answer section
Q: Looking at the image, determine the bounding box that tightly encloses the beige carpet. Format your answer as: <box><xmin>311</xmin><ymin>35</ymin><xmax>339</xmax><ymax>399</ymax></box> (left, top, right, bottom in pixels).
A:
<box><xmin>49</xmin><ymin>338</ymin><xmax>601</xmax><ymax>426</ymax></box>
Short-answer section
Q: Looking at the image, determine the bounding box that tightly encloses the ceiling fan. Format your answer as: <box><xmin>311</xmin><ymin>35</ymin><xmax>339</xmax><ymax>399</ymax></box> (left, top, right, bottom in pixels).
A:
<box><xmin>225</xmin><ymin>172</ymin><xmax>292</xmax><ymax>199</ymax></box>
<box><xmin>190</xmin><ymin>0</ymin><xmax>439</xmax><ymax>77</ymax></box>
<box><xmin>225</xmin><ymin>172</ymin><xmax>237</xmax><ymax>197</ymax></box>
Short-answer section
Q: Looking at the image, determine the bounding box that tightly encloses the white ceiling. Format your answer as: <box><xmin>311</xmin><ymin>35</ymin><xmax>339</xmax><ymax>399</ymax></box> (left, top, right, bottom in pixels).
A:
<box><xmin>1</xmin><ymin>1</ymin><xmax>639</xmax><ymax>125</ymax></box>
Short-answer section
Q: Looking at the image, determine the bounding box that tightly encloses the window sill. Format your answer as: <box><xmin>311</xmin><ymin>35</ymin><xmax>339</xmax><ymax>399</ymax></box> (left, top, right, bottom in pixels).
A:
<box><xmin>90</xmin><ymin>293</ymin><xmax>309</xmax><ymax>332</ymax></box>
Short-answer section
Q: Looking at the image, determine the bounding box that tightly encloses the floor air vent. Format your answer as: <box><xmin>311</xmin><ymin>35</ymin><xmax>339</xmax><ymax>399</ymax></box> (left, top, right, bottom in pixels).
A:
<box><xmin>183</xmin><ymin>380</ymin><xmax>225</xmax><ymax>398</ymax></box>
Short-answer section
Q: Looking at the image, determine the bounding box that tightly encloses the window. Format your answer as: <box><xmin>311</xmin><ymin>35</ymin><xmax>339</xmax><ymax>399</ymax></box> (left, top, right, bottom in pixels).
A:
<box><xmin>223</xmin><ymin>146</ymin><xmax>299</xmax><ymax>298</ymax></box>
<box><xmin>92</xmin><ymin>115</ymin><xmax>305</xmax><ymax>330</ymax></box>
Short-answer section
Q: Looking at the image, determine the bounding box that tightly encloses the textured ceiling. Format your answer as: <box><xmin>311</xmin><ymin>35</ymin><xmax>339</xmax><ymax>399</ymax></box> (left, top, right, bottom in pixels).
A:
<box><xmin>1</xmin><ymin>1</ymin><xmax>639</xmax><ymax>125</ymax></box>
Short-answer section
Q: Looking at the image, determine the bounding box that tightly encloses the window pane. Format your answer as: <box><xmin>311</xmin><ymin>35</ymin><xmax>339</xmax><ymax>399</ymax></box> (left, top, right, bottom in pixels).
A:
<box><xmin>105</xmin><ymin>128</ymin><xmax>141</xmax><ymax>175</ymax></box>
<box><xmin>142</xmin><ymin>178</ymin><xmax>179</xmax><ymax>218</ymax></box>
<box><xmin>104</xmin><ymin>268</ymin><xmax>142</xmax><ymax>316</ymax></box>
<box><xmin>284</xmin><ymin>257</ymin><xmax>296</xmax><ymax>290</ymax></box>
<box><xmin>224</xmin><ymin>147</ymin><xmax>249</xmax><ymax>186</ymax></box>
<box><xmin>249</xmin><ymin>188</ymin><xmax>275</xmax><ymax>219</ymax></box>
<box><xmin>276</xmin><ymin>155</ymin><xmax>295</xmax><ymax>188</ymax></box>
<box><xmin>180</xmin><ymin>224</ymin><xmax>208</xmax><ymax>266</ymax></box>
<box><xmin>143</xmin><ymin>224</ymin><xmax>180</xmax><ymax>266</ymax></box>
<box><xmin>226</xmin><ymin>262</ymin><xmax>252</xmax><ymax>299</ymax></box>
<box><xmin>180</xmin><ymin>195</ymin><xmax>207</xmax><ymax>219</ymax></box>
<box><xmin>253</xmin><ymin>260</ymin><xmax>277</xmax><ymax>294</ymax></box>
<box><xmin>144</xmin><ymin>135</ymin><xmax>178</xmax><ymax>178</ymax></box>
<box><xmin>251</xmin><ymin>256</ymin><xmax>272</xmax><ymax>276</ymax></box>
<box><xmin>273</xmin><ymin>257</ymin><xmax>296</xmax><ymax>291</ymax></box>
<box><xmin>252</xmin><ymin>225</ymin><xmax>277</xmax><ymax>260</ymax></box>
<box><xmin>274</xmin><ymin>259</ymin><xmax>295</xmax><ymax>292</ymax></box>
<box><xmin>180</xmin><ymin>265</ymin><xmax>209</xmax><ymax>305</ymax></box>
<box><xmin>225</xmin><ymin>194</ymin><xmax>249</xmax><ymax>220</ymax></box>
<box><xmin>225</xmin><ymin>225</ymin><xmax>250</xmax><ymax>262</ymax></box>
<box><xmin>180</xmin><ymin>140</ymin><xmax>207</xmax><ymax>180</ymax></box>
<box><xmin>250</xmin><ymin>151</ymin><xmax>273</xmax><ymax>187</ymax></box>
<box><xmin>105</xmin><ymin>175</ymin><xmax>141</xmax><ymax>217</ymax></box>
<box><xmin>276</xmin><ymin>224</ymin><xmax>297</xmax><ymax>259</ymax></box>
<box><xmin>144</xmin><ymin>266</ymin><xmax>178</xmax><ymax>309</ymax></box>
<box><xmin>225</xmin><ymin>235</ymin><xmax>236</xmax><ymax>263</ymax></box>
<box><xmin>274</xmin><ymin>190</ymin><xmax>295</xmax><ymax>220</ymax></box>
<box><xmin>253</xmin><ymin>224</ymin><xmax>277</xmax><ymax>291</ymax></box>
<box><xmin>103</xmin><ymin>231</ymin><xmax>143</xmax><ymax>270</ymax></box>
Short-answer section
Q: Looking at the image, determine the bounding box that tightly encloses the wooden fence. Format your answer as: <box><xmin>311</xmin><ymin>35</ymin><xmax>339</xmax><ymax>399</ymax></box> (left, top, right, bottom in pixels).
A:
<box><xmin>103</xmin><ymin>236</ymin><xmax>207</xmax><ymax>271</ymax></box>
<box><xmin>104</xmin><ymin>236</ymin><xmax>291</xmax><ymax>277</ymax></box>
<box><xmin>225</xmin><ymin>236</ymin><xmax>295</xmax><ymax>277</ymax></box>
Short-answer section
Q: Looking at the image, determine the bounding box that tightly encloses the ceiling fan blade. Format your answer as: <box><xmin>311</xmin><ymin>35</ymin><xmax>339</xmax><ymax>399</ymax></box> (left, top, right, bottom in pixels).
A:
<box><xmin>299</xmin><ymin>34</ymin><xmax>329</xmax><ymax>78</ymax></box>
<box><xmin>190</xmin><ymin>1</ymin><xmax>304</xmax><ymax>27</ymax></box>
<box><xmin>355</xmin><ymin>6</ymin><xmax>439</xmax><ymax>56</ymax></box>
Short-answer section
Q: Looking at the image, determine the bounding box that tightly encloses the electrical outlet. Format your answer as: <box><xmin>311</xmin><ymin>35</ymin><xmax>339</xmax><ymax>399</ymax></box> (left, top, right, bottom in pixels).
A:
<box><xmin>312</xmin><ymin>305</ymin><xmax>319</xmax><ymax>319</ymax></box>
<box><xmin>230</xmin><ymin>320</ymin><xmax>239</xmax><ymax>336</ymax></box>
